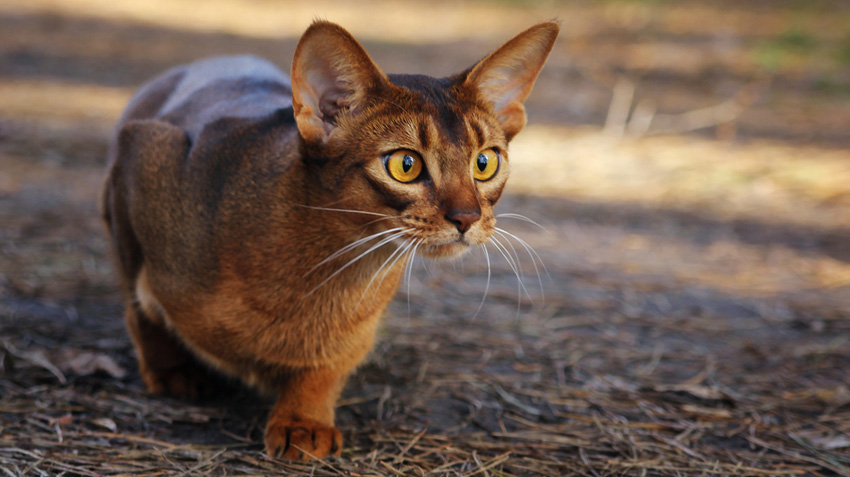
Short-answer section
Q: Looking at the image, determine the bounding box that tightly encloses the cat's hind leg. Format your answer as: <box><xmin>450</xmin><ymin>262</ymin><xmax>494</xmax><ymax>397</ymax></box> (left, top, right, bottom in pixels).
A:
<box><xmin>103</xmin><ymin>119</ymin><xmax>220</xmax><ymax>399</ymax></box>
<box><xmin>123</xmin><ymin>297</ymin><xmax>222</xmax><ymax>400</ymax></box>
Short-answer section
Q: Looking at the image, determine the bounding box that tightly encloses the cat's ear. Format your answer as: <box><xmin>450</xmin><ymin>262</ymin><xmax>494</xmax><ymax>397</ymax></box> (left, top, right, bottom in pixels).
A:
<box><xmin>465</xmin><ymin>22</ymin><xmax>559</xmax><ymax>141</ymax></box>
<box><xmin>291</xmin><ymin>21</ymin><xmax>388</xmax><ymax>147</ymax></box>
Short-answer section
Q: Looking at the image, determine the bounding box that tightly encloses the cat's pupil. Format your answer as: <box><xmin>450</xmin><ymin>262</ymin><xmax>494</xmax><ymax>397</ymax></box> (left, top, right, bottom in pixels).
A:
<box><xmin>477</xmin><ymin>154</ymin><xmax>488</xmax><ymax>172</ymax></box>
<box><xmin>402</xmin><ymin>155</ymin><xmax>414</xmax><ymax>173</ymax></box>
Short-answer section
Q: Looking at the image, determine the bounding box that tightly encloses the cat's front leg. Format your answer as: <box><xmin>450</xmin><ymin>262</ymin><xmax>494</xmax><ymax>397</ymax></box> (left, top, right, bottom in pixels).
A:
<box><xmin>264</xmin><ymin>366</ymin><xmax>346</xmax><ymax>461</ymax></box>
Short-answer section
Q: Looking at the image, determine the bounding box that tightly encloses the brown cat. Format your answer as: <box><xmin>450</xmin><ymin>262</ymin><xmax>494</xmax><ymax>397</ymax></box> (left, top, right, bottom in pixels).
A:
<box><xmin>101</xmin><ymin>20</ymin><xmax>558</xmax><ymax>460</ymax></box>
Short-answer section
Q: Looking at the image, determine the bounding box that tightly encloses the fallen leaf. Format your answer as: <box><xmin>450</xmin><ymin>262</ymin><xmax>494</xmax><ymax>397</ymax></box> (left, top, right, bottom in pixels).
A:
<box><xmin>681</xmin><ymin>404</ymin><xmax>732</xmax><ymax>418</ymax></box>
<box><xmin>2</xmin><ymin>341</ymin><xmax>67</xmax><ymax>383</ymax></box>
<box><xmin>54</xmin><ymin>348</ymin><xmax>127</xmax><ymax>379</ymax></box>
<box><xmin>54</xmin><ymin>414</ymin><xmax>73</xmax><ymax>425</ymax></box>
<box><xmin>585</xmin><ymin>375</ymin><xmax>639</xmax><ymax>392</ymax></box>
<box><xmin>93</xmin><ymin>417</ymin><xmax>117</xmax><ymax>432</ymax></box>
<box><xmin>653</xmin><ymin>384</ymin><xmax>726</xmax><ymax>400</ymax></box>
<box><xmin>810</xmin><ymin>435</ymin><xmax>850</xmax><ymax>450</ymax></box>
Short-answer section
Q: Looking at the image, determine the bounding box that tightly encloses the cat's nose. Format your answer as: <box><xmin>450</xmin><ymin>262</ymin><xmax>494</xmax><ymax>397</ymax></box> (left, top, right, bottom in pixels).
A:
<box><xmin>445</xmin><ymin>209</ymin><xmax>481</xmax><ymax>234</ymax></box>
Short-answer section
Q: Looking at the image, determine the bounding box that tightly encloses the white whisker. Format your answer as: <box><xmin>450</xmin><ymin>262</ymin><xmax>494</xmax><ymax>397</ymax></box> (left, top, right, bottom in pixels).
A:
<box><xmin>471</xmin><ymin>244</ymin><xmax>491</xmax><ymax>321</ymax></box>
<box><xmin>307</xmin><ymin>227</ymin><xmax>407</xmax><ymax>275</ymax></box>
<box><xmin>297</xmin><ymin>204</ymin><xmax>395</xmax><ymax>218</ymax></box>
<box><xmin>490</xmin><ymin>237</ymin><xmax>533</xmax><ymax>301</ymax></box>
<box><xmin>302</xmin><ymin>229</ymin><xmax>410</xmax><ymax>298</ymax></box>
<box><xmin>496</xmin><ymin>213</ymin><xmax>548</xmax><ymax>232</ymax></box>
<box><xmin>361</xmin><ymin>215</ymin><xmax>402</xmax><ymax>228</ymax></box>
<box><xmin>421</xmin><ymin>253</ymin><xmax>434</xmax><ymax>279</ymax></box>
<box><xmin>355</xmin><ymin>234</ymin><xmax>419</xmax><ymax>310</ymax></box>
<box><xmin>493</xmin><ymin>234</ymin><xmax>524</xmax><ymax>316</ymax></box>
<box><xmin>490</xmin><ymin>235</ymin><xmax>532</xmax><ymax>302</ymax></box>
<box><xmin>404</xmin><ymin>240</ymin><xmax>421</xmax><ymax>318</ymax></box>
<box><xmin>495</xmin><ymin>229</ymin><xmax>528</xmax><ymax>315</ymax></box>
<box><xmin>495</xmin><ymin>229</ymin><xmax>524</xmax><ymax>278</ymax></box>
<box><xmin>496</xmin><ymin>227</ymin><xmax>550</xmax><ymax>278</ymax></box>
<box><xmin>495</xmin><ymin>228</ymin><xmax>546</xmax><ymax>300</ymax></box>
<box><xmin>379</xmin><ymin>238</ymin><xmax>418</xmax><ymax>296</ymax></box>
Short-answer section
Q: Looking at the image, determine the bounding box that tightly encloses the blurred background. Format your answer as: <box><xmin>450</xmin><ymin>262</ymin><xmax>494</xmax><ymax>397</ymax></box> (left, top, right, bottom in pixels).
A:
<box><xmin>1</xmin><ymin>0</ymin><xmax>850</xmax><ymax>474</ymax></box>
<box><xmin>3</xmin><ymin>0</ymin><xmax>849</xmax><ymax>322</ymax></box>
<box><xmin>2</xmin><ymin>0</ymin><xmax>849</xmax><ymax>300</ymax></box>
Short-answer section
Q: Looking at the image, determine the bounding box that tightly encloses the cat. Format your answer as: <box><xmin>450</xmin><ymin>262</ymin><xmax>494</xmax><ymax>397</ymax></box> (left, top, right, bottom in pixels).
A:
<box><xmin>101</xmin><ymin>20</ymin><xmax>558</xmax><ymax>461</ymax></box>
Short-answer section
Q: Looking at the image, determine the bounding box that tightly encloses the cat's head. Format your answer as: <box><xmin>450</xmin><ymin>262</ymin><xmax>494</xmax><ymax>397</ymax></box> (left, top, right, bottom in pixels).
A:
<box><xmin>292</xmin><ymin>21</ymin><xmax>558</xmax><ymax>259</ymax></box>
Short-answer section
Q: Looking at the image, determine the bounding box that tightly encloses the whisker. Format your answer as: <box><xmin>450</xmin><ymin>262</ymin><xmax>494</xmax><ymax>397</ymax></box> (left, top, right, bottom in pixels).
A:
<box><xmin>297</xmin><ymin>204</ymin><xmax>395</xmax><ymax>218</ymax></box>
<box><xmin>495</xmin><ymin>228</ymin><xmax>546</xmax><ymax>300</ymax></box>
<box><xmin>421</xmin><ymin>253</ymin><xmax>434</xmax><ymax>279</ymax></box>
<box><xmin>471</xmin><ymin>244</ymin><xmax>492</xmax><ymax>321</ymax></box>
<box><xmin>378</xmin><ymin>238</ymin><xmax>418</xmax><ymax>294</ymax></box>
<box><xmin>495</xmin><ymin>229</ymin><xmax>527</xmax><ymax>313</ymax></box>
<box><xmin>495</xmin><ymin>229</ymin><xmax>524</xmax><ymax>279</ymax></box>
<box><xmin>496</xmin><ymin>227</ymin><xmax>550</xmax><ymax>278</ymax></box>
<box><xmin>404</xmin><ymin>239</ymin><xmax>422</xmax><ymax>318</ymax></box>
<box><xmin>492</xmin><ymin>234</ymin><xmax>524</xmax><ymax>315</ymax></box>
<box><xmin>360</xmin><ymin>215</ymin><xmax>402</xmax><ymax>228</ymax></box>
<box><xmin>495</xmin><ymin>213</ymin><xmax>549</xmax><ymax>232</ymax></box>
<box><xmin>307</xmin><ymin>227</ymin><xmax>407</xmax><ymax>275</ymax></box>
<box><xmin>490</xmin><ymin>235</ymin><xmax>532</xmax><ymax>302</ymax></box>
<box><xmin>302</xmin><ymin>229</ymin><xmax>410</xmax><ymax>298</ymax></box>
<box><xmin>356</xmin><ymin>234</ymin><xmax>419</xmax><ymax>310</ymax></box>
<box><xmin>489</xmin><ymin>236</ymin><xmax>520</xmax><ymax>285</ymax></box>
<box><xmin>354</xmin><ymin>232</ymin><xmax>421</xmax><ymax>310</ymax></box>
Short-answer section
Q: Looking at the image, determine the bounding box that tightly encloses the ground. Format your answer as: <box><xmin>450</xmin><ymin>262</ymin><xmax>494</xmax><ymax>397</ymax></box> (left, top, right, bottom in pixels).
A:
<box><xmin>1</xmin><ymin>0</ymin><xmax>850</xmax><ymax>475</ymax></box>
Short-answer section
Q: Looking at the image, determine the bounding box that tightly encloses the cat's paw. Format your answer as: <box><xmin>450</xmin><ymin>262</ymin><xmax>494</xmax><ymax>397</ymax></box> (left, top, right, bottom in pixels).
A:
<box><xmin>264</xmin><ymin>418</ymin><xmax>342</xmax><ymax>461</ymax></box>
<box><xmin>140</xmin><ymin>363</ymin><xmax>221</xmax><ymax>401</ymax></box>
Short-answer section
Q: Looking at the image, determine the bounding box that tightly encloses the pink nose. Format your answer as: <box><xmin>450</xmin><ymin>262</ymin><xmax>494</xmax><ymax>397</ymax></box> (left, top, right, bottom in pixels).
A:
<box><xmin>445</xmin><ymin>210</ymin><xmax>481</xmax><ymax>233</ymax></box>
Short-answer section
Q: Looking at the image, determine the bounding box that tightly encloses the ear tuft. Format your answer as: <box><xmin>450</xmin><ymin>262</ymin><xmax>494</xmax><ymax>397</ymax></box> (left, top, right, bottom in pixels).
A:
<box><xmin>465</xmin><ymin>22</ymin><xmax>559</xmax><ymax>141</ymax></box>
<box><xmin>291</xmin><ymin>21</ymin><xmax>387</xmax><ymax>147</ymax></box>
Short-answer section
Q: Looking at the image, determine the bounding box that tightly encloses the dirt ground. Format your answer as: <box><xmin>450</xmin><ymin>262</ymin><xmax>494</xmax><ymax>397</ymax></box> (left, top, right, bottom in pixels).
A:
<box><xmin>2</xmin><ymin>0</ymin><xmax>850</xmax><ymax>475</ymax></box>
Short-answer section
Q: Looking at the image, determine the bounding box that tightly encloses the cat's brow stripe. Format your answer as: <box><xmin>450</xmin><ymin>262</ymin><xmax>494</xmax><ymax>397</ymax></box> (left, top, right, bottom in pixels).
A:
<box><xmin>417</xmin><ymin>120</ymin><xmax>430</xmax><ymax>150</ymax></box>
<box><xmin>470</xmin><ymin>120</ymin><xmax>486</xmax><ymax>149</ymax></box>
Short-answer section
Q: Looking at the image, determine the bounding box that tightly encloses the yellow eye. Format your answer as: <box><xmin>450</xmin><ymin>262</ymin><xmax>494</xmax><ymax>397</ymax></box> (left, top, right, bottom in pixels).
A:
<box><xmin>385</xmin><ymin>150</ymin><xmax>423</xmax><ymax>183</ymax></box>
<box><xmin>473</xmin><ymin>148</ymin><xmax>500</xmax><ymax>181</ymax></box>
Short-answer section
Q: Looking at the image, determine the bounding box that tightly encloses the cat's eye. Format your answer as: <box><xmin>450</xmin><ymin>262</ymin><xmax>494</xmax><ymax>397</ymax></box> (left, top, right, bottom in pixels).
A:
<box><xmin>473</xmin><ymin>149</ymin><xmax>500</xmax><ymax>181</ymax></box>
<box><xmin>385</xmin><ymin>150</ymin><xmax>423</xmax><ymax>183</ymax></box>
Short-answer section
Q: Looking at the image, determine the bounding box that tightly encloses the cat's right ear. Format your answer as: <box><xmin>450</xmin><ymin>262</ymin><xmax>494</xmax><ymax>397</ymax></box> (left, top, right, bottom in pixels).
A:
<box><xmin>291</xmin><ymin>21</ymin><xmax>388</xmax><ymax>148</ymax></box>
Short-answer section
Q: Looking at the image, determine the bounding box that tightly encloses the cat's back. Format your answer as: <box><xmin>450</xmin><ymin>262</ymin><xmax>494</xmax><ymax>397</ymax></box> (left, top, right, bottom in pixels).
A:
<box><xmin>109</xmin><ymin>54</ymin><xmax>299</xmax><ymax>234</ymax></box>
<box><xmin>105</xmin><ymin>56</ymin><xmax>301</xmax><ymax>291</ymax></box>
<box><xmin>119</xmin><ymin>55</ymin><xmax>294</xmax><ymax>141</ymax></box>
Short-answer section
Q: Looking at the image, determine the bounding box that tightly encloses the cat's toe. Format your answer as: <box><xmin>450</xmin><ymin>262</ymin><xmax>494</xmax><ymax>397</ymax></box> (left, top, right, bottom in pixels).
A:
<box><xmin>265</xmin><ymin>419</ymin><xmax>342</xmax><ymax>461</ymax></box>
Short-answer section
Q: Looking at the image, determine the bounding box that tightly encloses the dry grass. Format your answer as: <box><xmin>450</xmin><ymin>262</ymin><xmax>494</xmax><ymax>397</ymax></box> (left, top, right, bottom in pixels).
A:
<box><xmin>2</xmin><ymin>0</ymin><xmax>850</xmax><ymax>475</ymax></box>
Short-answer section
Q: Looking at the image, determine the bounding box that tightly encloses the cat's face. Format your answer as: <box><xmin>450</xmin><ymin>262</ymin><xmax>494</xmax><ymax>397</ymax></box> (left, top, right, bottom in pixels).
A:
<box><xmin>329</xmin><ymin>75</ymin><xmax>511</xmax><ymax>259</ymax></box>
<box><xmin>292</xmin><ymin>21</ymin><xmax>558</xmax><ymax>259</ymax></box>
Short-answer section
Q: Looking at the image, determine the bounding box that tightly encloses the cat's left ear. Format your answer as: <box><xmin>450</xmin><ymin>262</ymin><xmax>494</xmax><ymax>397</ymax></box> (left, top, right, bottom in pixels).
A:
<box><xmin>464</xmin><ymin>22</ymin><xmax>559</xmax><ymax>141</ymax></box>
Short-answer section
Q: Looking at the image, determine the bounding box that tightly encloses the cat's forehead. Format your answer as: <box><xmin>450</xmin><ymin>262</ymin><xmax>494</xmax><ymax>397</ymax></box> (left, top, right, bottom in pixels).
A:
<box><xmin>383</xmin><ymin>73</ymin><xmax>500</xmax><ymax>149</ymax></box>
<box><xmin>386</xmin><ymin>74</ymin><xmax>456</xmax><ymax>103</ymax></box>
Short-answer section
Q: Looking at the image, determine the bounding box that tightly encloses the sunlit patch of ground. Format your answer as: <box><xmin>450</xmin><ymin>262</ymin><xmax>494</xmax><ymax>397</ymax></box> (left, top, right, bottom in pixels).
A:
<box><xmin>0</xmin><ymin>79</ymin><xmax>130</xmax><ymax>125</ymax></box>
<box><xmin>510</xmin><ymin>125</ymin><xmax>850</xmax><ymax>226</ymax></box>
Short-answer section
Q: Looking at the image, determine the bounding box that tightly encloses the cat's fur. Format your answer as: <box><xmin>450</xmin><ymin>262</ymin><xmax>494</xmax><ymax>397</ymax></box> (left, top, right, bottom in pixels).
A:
<box><xmin>102</xmin><ymin>20</ymin><xmax>558</xmax><ymax>460</ymax></box>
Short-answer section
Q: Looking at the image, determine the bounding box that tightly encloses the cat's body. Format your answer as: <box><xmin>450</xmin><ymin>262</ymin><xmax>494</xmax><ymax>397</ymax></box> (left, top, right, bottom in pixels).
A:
<box><xmin>102</xmin><ymin>21</ymin><xmax>557</xmax><ymax>460</ymax></box>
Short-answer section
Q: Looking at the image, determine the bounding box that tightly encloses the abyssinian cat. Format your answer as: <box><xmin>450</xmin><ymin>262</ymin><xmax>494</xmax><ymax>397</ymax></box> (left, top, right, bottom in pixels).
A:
<box><xmin>102</xmin><ymin>20</ymin><xmax>558</xmax><ymax>460</ymax></box>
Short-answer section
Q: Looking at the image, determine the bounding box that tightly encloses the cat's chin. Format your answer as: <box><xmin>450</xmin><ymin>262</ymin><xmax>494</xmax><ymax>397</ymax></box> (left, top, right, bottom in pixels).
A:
<box><xmin>420</xmin><ymin>239</ymin><xmax>472</xmax><ymax>259</ymax></box>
